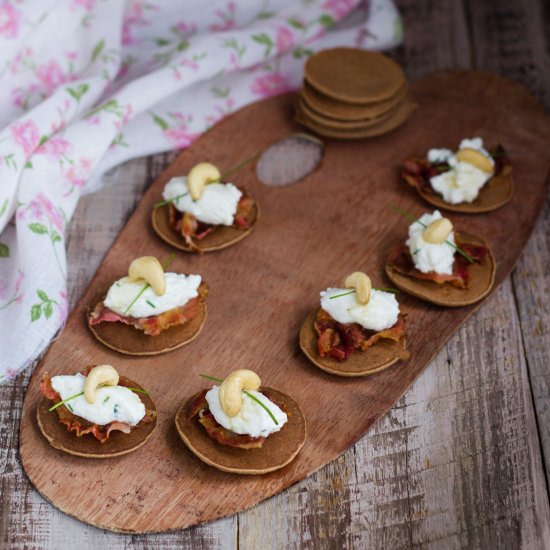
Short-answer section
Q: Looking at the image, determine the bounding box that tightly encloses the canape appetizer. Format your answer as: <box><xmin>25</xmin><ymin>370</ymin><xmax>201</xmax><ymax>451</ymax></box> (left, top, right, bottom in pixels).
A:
<box><xmin>88</xmin><ymin>255</ymin><xmax>208</xmax><ymax>355</ymax></box>
<box><xmin>300</xmin><ymin>272</ymin><xmax>409</xmax><ymax>377</ymax></box>
<box><xmin>151</xmin><ymin>161</ymin><xmax>258</xmax><ymax>253</ymax></box>
<box><xmin>175</xmin><ymin>369</ymin><xmax>306</xmax><ymax>474</ymax></box>
<box><xmin>38</xmin><ymin>364</ymin><xmax>157</xmax><ymax>458</ymax></box>
<box><xmin>385</xmin><ymin>209</ymin><xmax>495</xmax><ymax>306</ymax></box>
<box><xmin>402</xmin><ymin>137</ymin><xmax>512</xmax><ymax>213</ymax></box>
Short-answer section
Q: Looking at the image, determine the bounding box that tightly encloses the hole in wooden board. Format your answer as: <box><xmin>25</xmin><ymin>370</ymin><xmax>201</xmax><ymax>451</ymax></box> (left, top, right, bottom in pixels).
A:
<box><xmin>256</xmin><ymin>133</ymin><xmax>324</xmax><ymax>186</ymax></box>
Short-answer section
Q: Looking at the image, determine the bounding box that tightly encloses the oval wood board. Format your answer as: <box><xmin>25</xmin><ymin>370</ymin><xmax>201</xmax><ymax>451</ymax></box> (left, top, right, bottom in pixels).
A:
<box><xmin>19</xmin><ymin>70</ymin><xmax>550</xmax><ymax>533</ymax></box>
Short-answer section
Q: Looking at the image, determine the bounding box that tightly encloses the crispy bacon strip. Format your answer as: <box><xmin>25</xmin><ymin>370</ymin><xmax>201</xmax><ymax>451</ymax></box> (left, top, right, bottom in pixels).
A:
<box><xmin>40</xmin><ymin>371</ymin><xmax>155</xmax><ymax>443</ymax></box>
<box><xmin>168</xmin><ymin>191</ymin><xmax>254</xmax><ymax>251</ymax></box>
<box><xmin>40</xmin><ymin>372</ymin><xmax>61</xmax><ymax>401</ymax></box>
<box><xmin>387</xmin><ymin>240</ymin><xmax>487</xmax><ymax>289</ymax></box>
<box><xmin>314</xmin><ymin>309</ymin><xmax>406</xmax><ymax>362</ymax></box>
<box><xmin>89</xmin><ymin>282</ymin><xmax>208</xmax><ymax>336</ymax></box>
<box><xmin>187</xmin><ymin>388</ymin><xmax>285</xmax><ymax>449</ymax></box>
<box><xmin>402</xmin><ymin>144</ymin><xmax>510</xmax><ymax>196</ymax></box>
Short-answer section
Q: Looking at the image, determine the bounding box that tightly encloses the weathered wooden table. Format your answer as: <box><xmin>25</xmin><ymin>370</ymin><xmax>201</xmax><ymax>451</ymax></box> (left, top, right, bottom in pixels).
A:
<box><xmin>2</xmin><ymin>1</ymin><xmax>550</xmax><ymax>548</ymax></box>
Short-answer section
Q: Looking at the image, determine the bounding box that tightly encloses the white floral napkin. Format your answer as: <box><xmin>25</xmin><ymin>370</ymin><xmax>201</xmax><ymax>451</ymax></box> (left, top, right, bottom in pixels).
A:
<box><xmin>0</xmin><ymin>0</ymin><xmax>402</xmax><ymax>381</ymax></box>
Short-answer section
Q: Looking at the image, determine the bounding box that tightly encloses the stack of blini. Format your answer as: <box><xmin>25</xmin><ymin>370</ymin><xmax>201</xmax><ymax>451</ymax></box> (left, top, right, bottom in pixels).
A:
<box><xmin>295</xmin><ymin>48</ymin><xmax>415</xmax><ymax>139</ymax></box>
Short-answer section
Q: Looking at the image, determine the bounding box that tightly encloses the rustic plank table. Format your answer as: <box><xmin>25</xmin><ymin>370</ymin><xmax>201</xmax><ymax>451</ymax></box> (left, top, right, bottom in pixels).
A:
<box><xmin>2</xmin><ymin>0</ymin><xmax>550</xmax><ymax>547</ymax></box>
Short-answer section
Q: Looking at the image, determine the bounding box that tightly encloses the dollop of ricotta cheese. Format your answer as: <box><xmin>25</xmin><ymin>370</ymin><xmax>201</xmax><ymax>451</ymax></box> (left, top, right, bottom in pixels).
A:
<box><xmin>162</xmin><ymin>176</ymin><xmax>242</xmax><ymax>226</ymax></box>
<box><xmin>104</xmin><ymin>272</ymin><xmax>201</xmax><ymax>318</ymax></box>
<box><xmin>427</xmin><ymin>137</ymin><xmax>495</xmax><ymax>204</ymax></box>
<box><xmin>205</xmin><ymin>386</ymin><xmax>287</xmax><ymax>438</ymax></box>
<box><xmin>406</xmin><ymin>210</ymin><xmax>455</xmax><ymax>275</ymax></box>
<box><xmin>427</xmin><ymin>148</ymin><xmax>453</xmax><ymax>164</ymax></box>
<box><xmin>51</xmin><ymin>373</ymin><xmax>145</xmax><ymax>426</ymax></box>
<box><xmin>320</xmin><ymin>288</ymin><xmax>399</xmax><ymax>332</ymax></box>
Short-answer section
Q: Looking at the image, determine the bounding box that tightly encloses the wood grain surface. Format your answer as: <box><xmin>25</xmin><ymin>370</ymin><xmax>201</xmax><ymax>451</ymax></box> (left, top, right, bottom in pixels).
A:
<box><xmin>3</xmin><ymin>0</ymin><xmax>550</xmax><ymax>547</ymax></box>
<box><xmin>18</xmin><ymin>68</ymin><xmax>550</xmax><ymax>533</ymax></box>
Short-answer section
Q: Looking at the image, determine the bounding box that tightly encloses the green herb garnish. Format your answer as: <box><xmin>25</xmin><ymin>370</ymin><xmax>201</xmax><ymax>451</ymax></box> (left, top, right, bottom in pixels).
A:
<box><xmin>114</xmin><ymin>404</ymin><xmax>119</xmax><ymax>414</ymax></box>
<box><xmin>127</xmin><ymin>387</ymin><xmax>149</xmax><ymax>395</ymax></box>
<box><xmin>198</xmin><ymin>373</ymin><xmax>278</xmax><ymax>426</ymax></box>
<box><xmin>199</xmin><ymin>374</ymin><xmax>223</xmax><ymax>383</ymax></box>
<box><xmin>413</xmin><ymin>249</ymin><xmax>420</xmax><ymax>255</ymax></box>
<box><xmin>146</xmin><ymin>300</ymin><xmax>156</xmax><ymax>308</ymax></box>
<box><xmin>153</xmin><ymin>151</ymin><xmax>260</xmax><ymax>208</ymax></box>
<box><xmin>49</xmin><ymin>391</ymin><xmax>86</xmax><ymax>412</ymax></box>
<box><xmin>329</xmin><ymin>287</ymin><xmax>398</xmax><ymax>300</ymax></box>
<box><xmin>155</xmin><ymin>191</ymin><xmax>189</xmax><ymax>208</ymax></box>
<box><xmin>48</xmin><ymin>385</ymin><xmax>149</xmax><ymax>412</ymax></box>
<box><xmin>123</xmin><ymin>253</ymin><xmax>175</xmax><ymax>315</ymax></box>
<box><xmin>389</xmin><ymin>204</ymin><xmax>473</xmax><ymax>263</ymax></box>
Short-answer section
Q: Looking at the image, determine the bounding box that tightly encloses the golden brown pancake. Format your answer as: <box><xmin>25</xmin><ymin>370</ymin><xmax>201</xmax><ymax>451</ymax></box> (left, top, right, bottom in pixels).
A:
<box><xmin>297</xmin><ymin>94</ymin><xmax>407</xmax><ymax>131</ymax></box>
<box><xmin>304</xmin><ymin>48</ymin><xmax>405</xmax><ymax>103</ymax></box>
<box><xmin>87</xmin><ymin>291</ymin><xmax>207</xmax><ymax>356</ymax></box>
<box><xmin>299</xmin><ymin>310</ymin><xmax>409</xmax><ymax>377</ymax></box>
<box><xmin>175</xmin><ymin>388</ymin><xmax>306</xmax><ymax>475</ymax></box>
<box><xmin>295</xmin><ymin>98</ymin><xmax>416</xmax><ymax>140</ymax></box>
<box><xmin>37</xmin><ymin>376</ymin><xmax>157</xmax><ymax>458</ymax></box>
<box><xmin>405</xmin><ymin>167</ymin><xmax>514</xmax><ymax>213</ymax></box>
<box><xmin>301</xmin><ymin>79</ymin><xmax>409</xmax><ymax>121</ymax></box>
<box><xmin>151</xmin><ymin>194</ymin><xmax>258</xmax><ymax>253</ymax></box>
<box><xmin>385</xmin><ymin>231</ymin><xmax>496</xmax><ymax>307</ymax></box>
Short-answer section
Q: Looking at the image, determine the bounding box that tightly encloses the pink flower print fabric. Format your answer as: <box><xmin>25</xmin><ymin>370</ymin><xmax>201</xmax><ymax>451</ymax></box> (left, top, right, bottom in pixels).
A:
<box><xmin>0</xmin><ymin>0</ymin><xmax>402</xmax><ymax>382</ymax></box>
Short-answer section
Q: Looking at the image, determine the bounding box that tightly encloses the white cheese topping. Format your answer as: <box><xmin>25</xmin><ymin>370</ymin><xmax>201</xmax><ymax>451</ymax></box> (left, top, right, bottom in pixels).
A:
<box><xmin>459</xmin><ymin>137</ymin><xmax>492</xmax><ymax>156</ymax></box>
<box><xmin>51</xmin><ymin>373</ymin><xmax>146</xmax><ymax>426</ymax></box>
<box><xmin>104</xmin><ymin>272</ymin><xmax>201</xmax><ymax>318</ymax></box>
<box><xmin>406</xmin><ymin>210</ymin><xmax>456</xmax><ymax>275</ymax></box>
<box><xmin>205</xmin><ymin>385</ymin><xmax>287</xmax><ymax>438</ymax></box>
<box><xmin>162</xmin><ymin>176</ymin><xmax>242</xmax><ymax>226</ymax></box>
<box><xmin>427</xmin><ymin>137</ymin><xmax>495</xmax><ymax>204</ymax></box>
<box><xmin>320</xmin><ymin>288</ymin><xmax>399</xmax><ymax>332</ymax></box>
<box><xmin>427</xmin><ymin>148</ymin><xmax>453</xmax><ymax>164</ymax></box>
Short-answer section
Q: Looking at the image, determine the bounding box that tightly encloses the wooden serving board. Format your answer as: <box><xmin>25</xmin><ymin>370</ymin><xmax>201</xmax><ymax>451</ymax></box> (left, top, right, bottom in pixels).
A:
<box><xmin>19</xmin><ymin>70</ymin><xmax>550</xmax><ymax>533</ymax></box>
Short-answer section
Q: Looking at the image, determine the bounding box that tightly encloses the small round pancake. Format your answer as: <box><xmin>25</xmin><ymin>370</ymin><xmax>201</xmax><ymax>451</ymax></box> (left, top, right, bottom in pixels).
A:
<box><xmin>87</xmin><ymin>294</ymin><xmax>207</xmax><ymax>356</ymax></box>
<box><xmin>175</xmin><ymin>388</ymin><xmax>306</xmax><ymax>475</ymax></box>
<box><xmin>297</xmin><ymin>95</ymin><xmax>406</xmax><ymax>131</ymax></box>
<box><xmin>151</xmin><ymin>194</ymin><xmax>258</xmax><ymax>253</ymax></box>
<box><xmin>296</xmin><ymin>98</ymin><xmax>416</xmax><ymax>140</ymax></box>
<box><xmin>304</xmin><ymin>48</ymin><xmax>405</xmax><ymax>104</ymax></box>
<box><xmin>385</xmin><ymin>231</ymin><xmax>496</xmax><ymax>307</ymax></box>
<box><xmin>37</xmin><ymin>376</ymin><xmax>157</xmax><ymax>458</ymax></box>
<box><xmin>405</xmin><ymin>168</ymin><xmax>514</xmax><ymax>213</ymax></box>
<box><xmin>302</xmin><ymin>79</ymin><xmax>408</xmax><ymax>121</ymax></box>
<box><xmin>299</xmin><ymin>310</ymin><xmax>409</xmax><ymax>377</ymax></box>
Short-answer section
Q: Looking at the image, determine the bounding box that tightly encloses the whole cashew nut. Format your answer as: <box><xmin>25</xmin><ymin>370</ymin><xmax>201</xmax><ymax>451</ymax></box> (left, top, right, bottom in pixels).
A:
<box><xmin>188</xmin><ymin>162</ymin><xmax>221</xmax><ymax>201</ymax></box>
<box><xmin>423</xmin><ymin>217</ymin><xmax>453</xmax><ymax>244</ymax></box>
<box><xmin>218</xmin><ymin>369</ymin><xmax>261</xmax><ymax>417</ymax></box>
<box><xmin>455</xmin><ymin>148</ymin><xmax>494</xmax><ymax>173</ymax></box>
<box><xmin>344</xmin><ymin>272</ymin><xmax>372</xmax><ymax>305</ymax></box>
<box><xmin>128</xmin><ymin>256</ymin><xmax>166</xmax><ymax>296</ymax></box>
<box><xmin>84</xmin><ymin>364</ymin><xmax>120</xmax><ymax>404</ymax></box>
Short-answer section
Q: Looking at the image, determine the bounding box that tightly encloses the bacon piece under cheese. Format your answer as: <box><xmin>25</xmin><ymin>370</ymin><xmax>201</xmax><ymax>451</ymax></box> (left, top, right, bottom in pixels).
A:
<box><xmin>168</xmin><ymin>192</ymin><xmax>254</xmax><ymax>251</ymax></box>
<box><xmin>89</xmin><ymin>282</ymin><xmax>208</xmax><ymax>336</ymax></box>
<box><xmin>402</xmin><ymin>144</ymin><xmax>510</xmax><ymax>196</ymax></box>
<box><xmin>387</xmin><ymin>240</ymin><xmax>487</xmax><ymax>289</ymax></box>
<box><xmin>314</xmin><ymin>309</ymin><xmax>406</xmax><ymax>362</ymax></box>
<box><xmin>40</xmin><ymin>371</ymin><xmax>155</xmax><ymax>443</ymax></box>
<box><xmin>188</xmin><ymin>388</ymin><xmax>286</xmax><ymax>449</ymax></box>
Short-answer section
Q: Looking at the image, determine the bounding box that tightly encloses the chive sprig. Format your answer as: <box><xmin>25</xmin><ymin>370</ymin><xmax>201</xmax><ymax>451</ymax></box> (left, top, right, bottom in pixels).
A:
<box><xmin>199</xmin><ymin>373</ymin><xmax>278</xmax><ymax>426</ymax></box>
